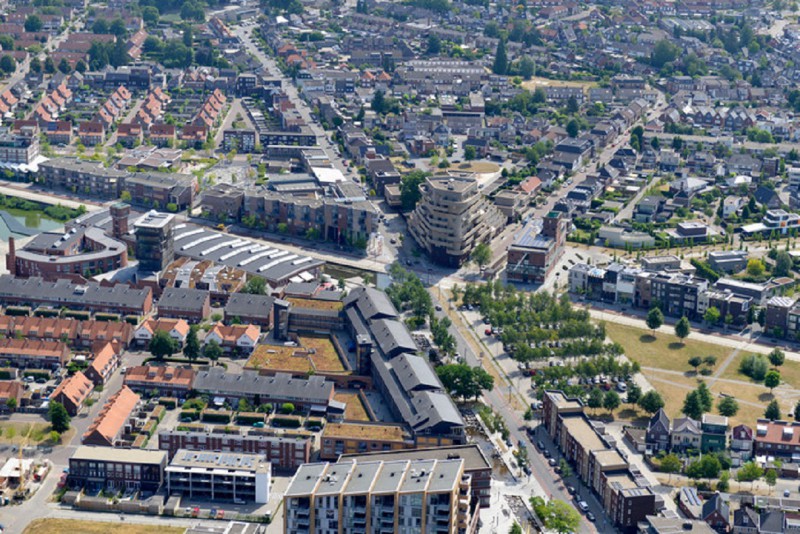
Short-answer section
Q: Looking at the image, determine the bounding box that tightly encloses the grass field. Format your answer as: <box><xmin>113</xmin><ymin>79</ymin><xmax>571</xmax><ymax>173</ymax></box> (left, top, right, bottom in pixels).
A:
<box><xmin>521</xmin><ymin>76</ymin><xmax>597</xmax><ymax>91</ymax></box>
<box><xmin>23</xmin><ymin>519</ymin><xmax>185</xmax><ymax>534</ymax></box>
<box><xmin>453</xmin><ymin>161</ymin><xmax>500</xmax><ymax>174</ymax></box>
<box><xmin>606</xmin><ymin>322</ymin><xmax>732</xmax><ymax>373</ymax></box>
<box><xmin>0</xmin><ymin>422</ymin><xmax>53</xmax><ymax>445</ymax></box>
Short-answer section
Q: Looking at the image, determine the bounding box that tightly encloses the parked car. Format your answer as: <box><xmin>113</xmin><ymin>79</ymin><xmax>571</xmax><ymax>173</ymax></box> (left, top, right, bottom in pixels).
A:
<box><xmin>566</xmin><ymin>485</ymin><xmax>577</xmax><ymax>495</ymax></box>
<box><xmin>548</xmin><ymin>458</ymin><xmax>557</xmax><ymax>467</ymax></box>
<box><xmin>577</xmin><ymin>501</ymin><xmax>589</xmax><ymax>513</ymax></box>
<box><xmin>587</xmin><ymin>512</ymin><xmax>596</xmax><ymax>522</ymax></box>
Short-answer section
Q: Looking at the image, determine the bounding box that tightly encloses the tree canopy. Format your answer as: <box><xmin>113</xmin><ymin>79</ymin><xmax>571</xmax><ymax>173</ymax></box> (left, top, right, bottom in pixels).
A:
<box><xmin>436</xmin><ymin>363</ymin><xmax>494</xmax><ymax>401</ymax></box>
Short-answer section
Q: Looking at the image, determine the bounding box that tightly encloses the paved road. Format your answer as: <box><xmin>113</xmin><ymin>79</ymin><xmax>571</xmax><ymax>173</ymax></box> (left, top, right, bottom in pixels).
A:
<box><xmin>429</xmin><ymin>290</ymin><xmax>605</xmax><ymax>532</ymax></box>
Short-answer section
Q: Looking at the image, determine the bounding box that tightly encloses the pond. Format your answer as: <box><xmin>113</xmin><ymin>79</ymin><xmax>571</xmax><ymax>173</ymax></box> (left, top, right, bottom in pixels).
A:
<box><xmin>0</xmin><ymin>208</ymin><xmax>64</xmax><ymax>240</ymax></box>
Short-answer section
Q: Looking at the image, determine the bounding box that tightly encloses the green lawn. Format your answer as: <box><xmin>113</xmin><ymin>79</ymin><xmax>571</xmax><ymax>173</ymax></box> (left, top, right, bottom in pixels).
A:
<box><xmin>606</xmin><ymin>322</ymin><xmax>733</xmax><ymax>374</ymax></box>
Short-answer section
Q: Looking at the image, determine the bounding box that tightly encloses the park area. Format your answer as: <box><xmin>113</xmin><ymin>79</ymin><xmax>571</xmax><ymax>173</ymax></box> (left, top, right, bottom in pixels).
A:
<box><xmin>605</xmin><ymin>322</ymin><xmax>800</xmax><ymax>427</ymax></box>
<box><xmin>23</xmin><ymin>519</ymin><xmax>184</xmax><ymax>534</ymax></box>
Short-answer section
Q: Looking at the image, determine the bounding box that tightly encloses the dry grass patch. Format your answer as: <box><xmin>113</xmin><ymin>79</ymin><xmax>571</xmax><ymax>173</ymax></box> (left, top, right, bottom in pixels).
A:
<box><xmin>606</xmin><ymin>322</ymin><xmax>732</xmax><ymax>373</ymax></box>
<box><xmin>301</xmin><ymin>335</ymin><xmax>347</xmax><ymax>373</ymax></box>
<box><xmin>24</xmin><ymin>519</ymin><xmax>185</xmax><ymax>534</ymax></box>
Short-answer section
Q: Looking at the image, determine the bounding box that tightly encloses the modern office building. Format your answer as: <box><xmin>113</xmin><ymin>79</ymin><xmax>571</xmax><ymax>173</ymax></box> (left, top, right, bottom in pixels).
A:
<box><xmin>284</xmin><ymin>458</ymin><xmax>479</xmax><ymax>534</ymax></box>
<box><xmin>165</xmin><ymin>449</ymin><xmax>271</xmax><ymax>503</ymax></box>
<box><xmin>506</xmin><ymin>211</ymin><xmax>568</xmax><ymax>284</ymax></box>
<box><xmin>408</xmin><ymin>175</ymin><xmax>504</xmax><ymax>267</ymax></box>
<box><xmin>134</xmin><ymin>211</ymin><xmax>175</xmax><ymax>272</ymax></box>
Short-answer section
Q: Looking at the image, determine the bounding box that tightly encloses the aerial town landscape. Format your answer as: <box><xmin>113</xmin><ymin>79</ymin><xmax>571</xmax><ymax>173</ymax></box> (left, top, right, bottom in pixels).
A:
<box><xmin>3</xmin><ymin>0</ymin><xmax>800</xmax><ymax>532</ymax></box>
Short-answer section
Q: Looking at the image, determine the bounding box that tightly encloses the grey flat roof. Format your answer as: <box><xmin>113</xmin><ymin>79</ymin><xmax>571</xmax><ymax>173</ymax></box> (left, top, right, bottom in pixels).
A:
<box><xmin>286</xmin><ymin>463</ymin><xmax>328</xmax><ymax>497</ymax></box>
<box><xmin>340</xmin><ymin>444</ymin><xmax>490</xmax><ymax>471</ymax></box>
<box><xmin>135</xmin><ymin>211</ymin><xmax>175</xmax><ymax>229</ymax></box>
<box><xmin>168</xmin><ymin>449</ymin><xmax>269</xmax><ymax>474</ymax></box>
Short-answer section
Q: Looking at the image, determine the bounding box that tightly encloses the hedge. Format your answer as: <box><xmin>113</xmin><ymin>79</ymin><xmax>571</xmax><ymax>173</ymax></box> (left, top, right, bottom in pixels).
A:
<box><xmin>0</xmin><ymin>369</ymin><xmax>14</xmax><ymax>380</ymax></box>
<box><xmin>159</xmin><ymin>397</ymin><xmax>178</xmax><ymax>409</ymax></box>
<box><xmin>125</xmin><ymin>315</ymin><xmax>140</xmax><ymax>325</ymax></box>
<box><xmin>143</xmin><ymin>357</ymin><xmax>210</xmax><ymax>365</ymax></box>
<box><xmin>5</xmin><ymin>307</ymin><xmax>30</xmax><ymax>316</ymax></box>
<box><xmin>34</xmin><ymin>309</ymin><xmax>60</xmax><ymax>317</ymax></box>
<box><xmin>201</xmin><ymin>410</ymin><xmax>232</xmax><ymax>424</ymax></box>
<box><xmin>179</xmin><ymin>410</ymin><xmax>200</xmax><ymax>421</ymax></box>
<box><xmin>142</xmin><ymin>420</ymin><xmax>157</xmax><ymax>437</ymax></box>
<box><xmin>150</xmin><ymin>405</ymin><xmax>166</xmax><ymax>423</ymax></box>
<box><xmin>272</xmin><ymin>416</ymin><xmax>302</xmax><ymax>428</ymax></box>
<box><xmin>236</xmin><ymin>413</ymin><xmax>265</xmax><ymax>425</ymax></box>
<box><xmin>95</xmin><ymin>313</ymin><xmax>120</xmax><ymax>322</ymax></box>
<box><xmin>306</xmin><ymin>418</ymin><xmax>324</xmax><ymax>430</ymax></box>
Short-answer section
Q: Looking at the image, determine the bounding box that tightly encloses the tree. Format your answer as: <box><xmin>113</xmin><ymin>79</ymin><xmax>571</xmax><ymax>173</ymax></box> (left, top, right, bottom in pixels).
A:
<box><xmin>149</xmin><ymin>330</ymin><xmax>178</xmax><ymax>359</ymax></box>
<box><xmin>371</xmin><ymin>89</ymin><xmax>386</xmax><ymax>114</ymax></box>
<box><xmin>29</xmin><ymin>57</ymin><xmax>41</xmax><ymax>74</ymax></box>
<box><xmin>737</xmin><ymin>461</ymin><xmax>764</xmax><ymax>487</ymax></box>
<box><xmin>603</xmin><ymin>390</ymin><xmax>621</xmax><ymax>412</ymax></box>
<box><xmin>243</xmin><ymin>276</ymin><xmax>267</xmax><ymax>295</ymax></box>
<box><xmin>697</xmin><ymin>382</ymin><xmax>713</xmax><ymax>412</ymax></box>
<box><xmin>717</xmin><ymin>471</ymin><xmax>730</xmax><ymax>492</ymax></box>
<box><xmin>660</xmin><ymin>453</ymin><xmax>682</xmax><ymax>481</ymax></box>
<box><xmin>44</xmin><ymin>56</ymin><xmax>55</xmax><ymax>74</ymax></box>
<box><xmin>775</xmin><ymin>250</ymin><xmax>794</xmax><ymax>277</ymax></box>
<box><xmin>718</xmin><ymin>396</ymin><xmax>739</xmax><ymax>417</ymax></box>
<box><xmin>436</xmin><ymin>364</ymin><xmax>494</xmax><ymax>401</ymax></box>
<box><xmin>492</xmin><ymin>39</ymin><xmax>508</xmax><ymax>75</ymax></box>
<box><xmin>558</xmin><ymin>458</ymin><xmax>573</xmax><ymax>479</ymax></box>
<box><xmin>142</xmin><ymin>6</ymin><xmax>160</xmax><ymax>25</ymax></box>
<box><xmin>740</xmin><ymin>354</ymin><xmax>770</xmax><ymax>380</ymax></box>
<box><xmin>238</xmin><ymin>398</ymin><xmax>253</xmax><ymax>412</ymax></box>
<box><xmin>530</xmin><ymin>497</ymin><xmax>581</xmax><ymax>534</ymax></box>
<box><xmin>686</xmin><ymin>454</ymin><xmax>721</xmax><ymax>479</ymax></box>
<box><xmin>48</xmin><ymin>401</ymin><xmax>70</xmax><ymax>433</ymax></box>
<box><xmin>58</xmin><ymin>58</ymin><xmax>71</xmax><ymax>74</ymax></box>
<box><xmin>400</xmin><ymin>170</ymin><xmax>429</xmax><ymax>211</ymax></box>
<box><xmin>688</xmin><ymin>356</ymin><xmax>703</xmax><ymax>372</ymax></box>
<box><xmin>765</xmin><ymin>468</ymin><xmax>778</xmax><ymax>492</ymax></box>
<box><xmin>638</xmin><ymin>390</ymin><xmax>666</xmax><ymax>414</ymax></box>
<box><xmin>566</xmin><ymin>118</ymin><xmax>579</xmax><ymax>138</ymax></box>
<box><xmin>765</xmin><ymin>399</ymin><xmax>781</xmax><ymax>421</ymax></box>
<box><xmin>703</xmin><ymin>355</ymin><xmax>718</xmax><ymax>367</ymax></box>
<box><xmin>5</xmin><ymin>397</ymin><xmax>16</xmax><ymax>412</ymax></box>
<box><xmin>626</xmin><ymin>382</ymin><xmax>642</xmax><ymax>404</ymax></box>
<box><xmin>518</xmin><ymin>55</ymin><xmax>535</xmax><ymax>80</ymax></box>
<box><xmin>471</xmin><ymin>243</ymin><xmax>492</xmax><ymax>269</ymax></box>
<box><xmin>24</xmin><ymin>15</ymin><xmax>43</xmax><ymax>32</ymax></box>
<box><xmin>747</xmin><ymin>258</ymin><xmax>765</xmax><ymax>277</ymax></box>
<box><xmin>651</xmin><ymin>39</ymin><xmax>679</xmax><ymax>68</ymax></box>
<box><xmin>464</xmin><ymin>145</ymin><xmax>477</xmax><ymax>161</ymax></box>
<box><xmin>769</xmin><ymin>348</ymin><xmax>786</xmax><ymax>368</ymax></box>
<box><xmin>204</xmin><ymin>339</ymin><xmax>223</xmax><ymax>361</ymax></box>
<box><xmin>280</xmin><ymin>402</ymin><xmax>295</xmax><ymax>414</ymax></box>
<box><xmin>427</xmin><ymin>34</ymin><xmax>441</xmax><ymax>55</ymax></box>
<box><xmin>682</xmin><ymin>390</ymin><xmax>704</xmax><ymax>419</ymax></box>
<box><xmin>0</xmin><ymin>55</ymin><xmax>15</xmax><ymax>74</ymax></box>
<box><xmin>646</xmin><ymin>307</ymin><xmax>664</xmax><ymax>335</ymax></box>
<box><xmin>588</xmin><ymin>387</ymin><xmax>604</xmax><ymax>410</ymax></box>
<box><xmin>675</xmin><ymin>316</ymin><xmax>691</xmax><ymax>343</ymax></box>
<box><xmin>704</xmin><ymin>306</ymin><xmax>721</xmax><ymax>325</ymax></box>
<box><xmin>509</xmin><ymin>523</ymin><xmax>523</xmax><ymax>534</ymax></box>
<box><xmin>765</xmin><ymin>370</ymin><xmax>781</xmax><ymax>393</ymax></box>
<box><xmin>184</xmin><ymin>325</ymin><xmax>200</xmax><ymax>361</ymax></box>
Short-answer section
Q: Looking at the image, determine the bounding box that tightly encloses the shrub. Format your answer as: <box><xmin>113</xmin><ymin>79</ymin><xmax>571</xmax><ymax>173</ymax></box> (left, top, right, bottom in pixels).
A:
<box><xmin>272</xmin><ymin>416</ymin><xmax>302</xmax><ymax>428</ymax></box>
<box><xmin>740</xmin><ymin>354</ymin><xmax>769</xmax><ymax>381</ymax></box>
<box><xmin>201</xmin><ymin>410</ymin><xmax>232</xmax><ymax>424</ymax></box>
<box><xmin>159</xmin><ymin>398</ymin><xmax>178</xmax><ymax>410</ymax></box>
<box><xmin>179</xmin><ymin>410</ymin><xmax>200</xmax><ymax>421</ymax></box>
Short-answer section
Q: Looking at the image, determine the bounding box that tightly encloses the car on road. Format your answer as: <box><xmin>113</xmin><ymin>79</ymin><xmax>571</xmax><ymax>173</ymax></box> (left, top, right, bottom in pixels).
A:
<box><xmin>577</xmin><ymin>501</ymin><xmax>589</xmax><ymax>513</ymax></box>
<box><xmin>548</xmin><ymin>458</ymin><xmax>557</xmax><ymax>467</ymax></box>
<box><xmin>586</xmin><ymin>512</ymin><xmax>596</xmax><ymax>522</ymax></box>
<box><xmin>542</xmin><ymin>448</ymin><xmax>551</xmax><ymax>458</ymax></box>
<box><xmin>566</xmin><ymin>485</ymin><xmax>577</xmax><ymax>495</ymax></box>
